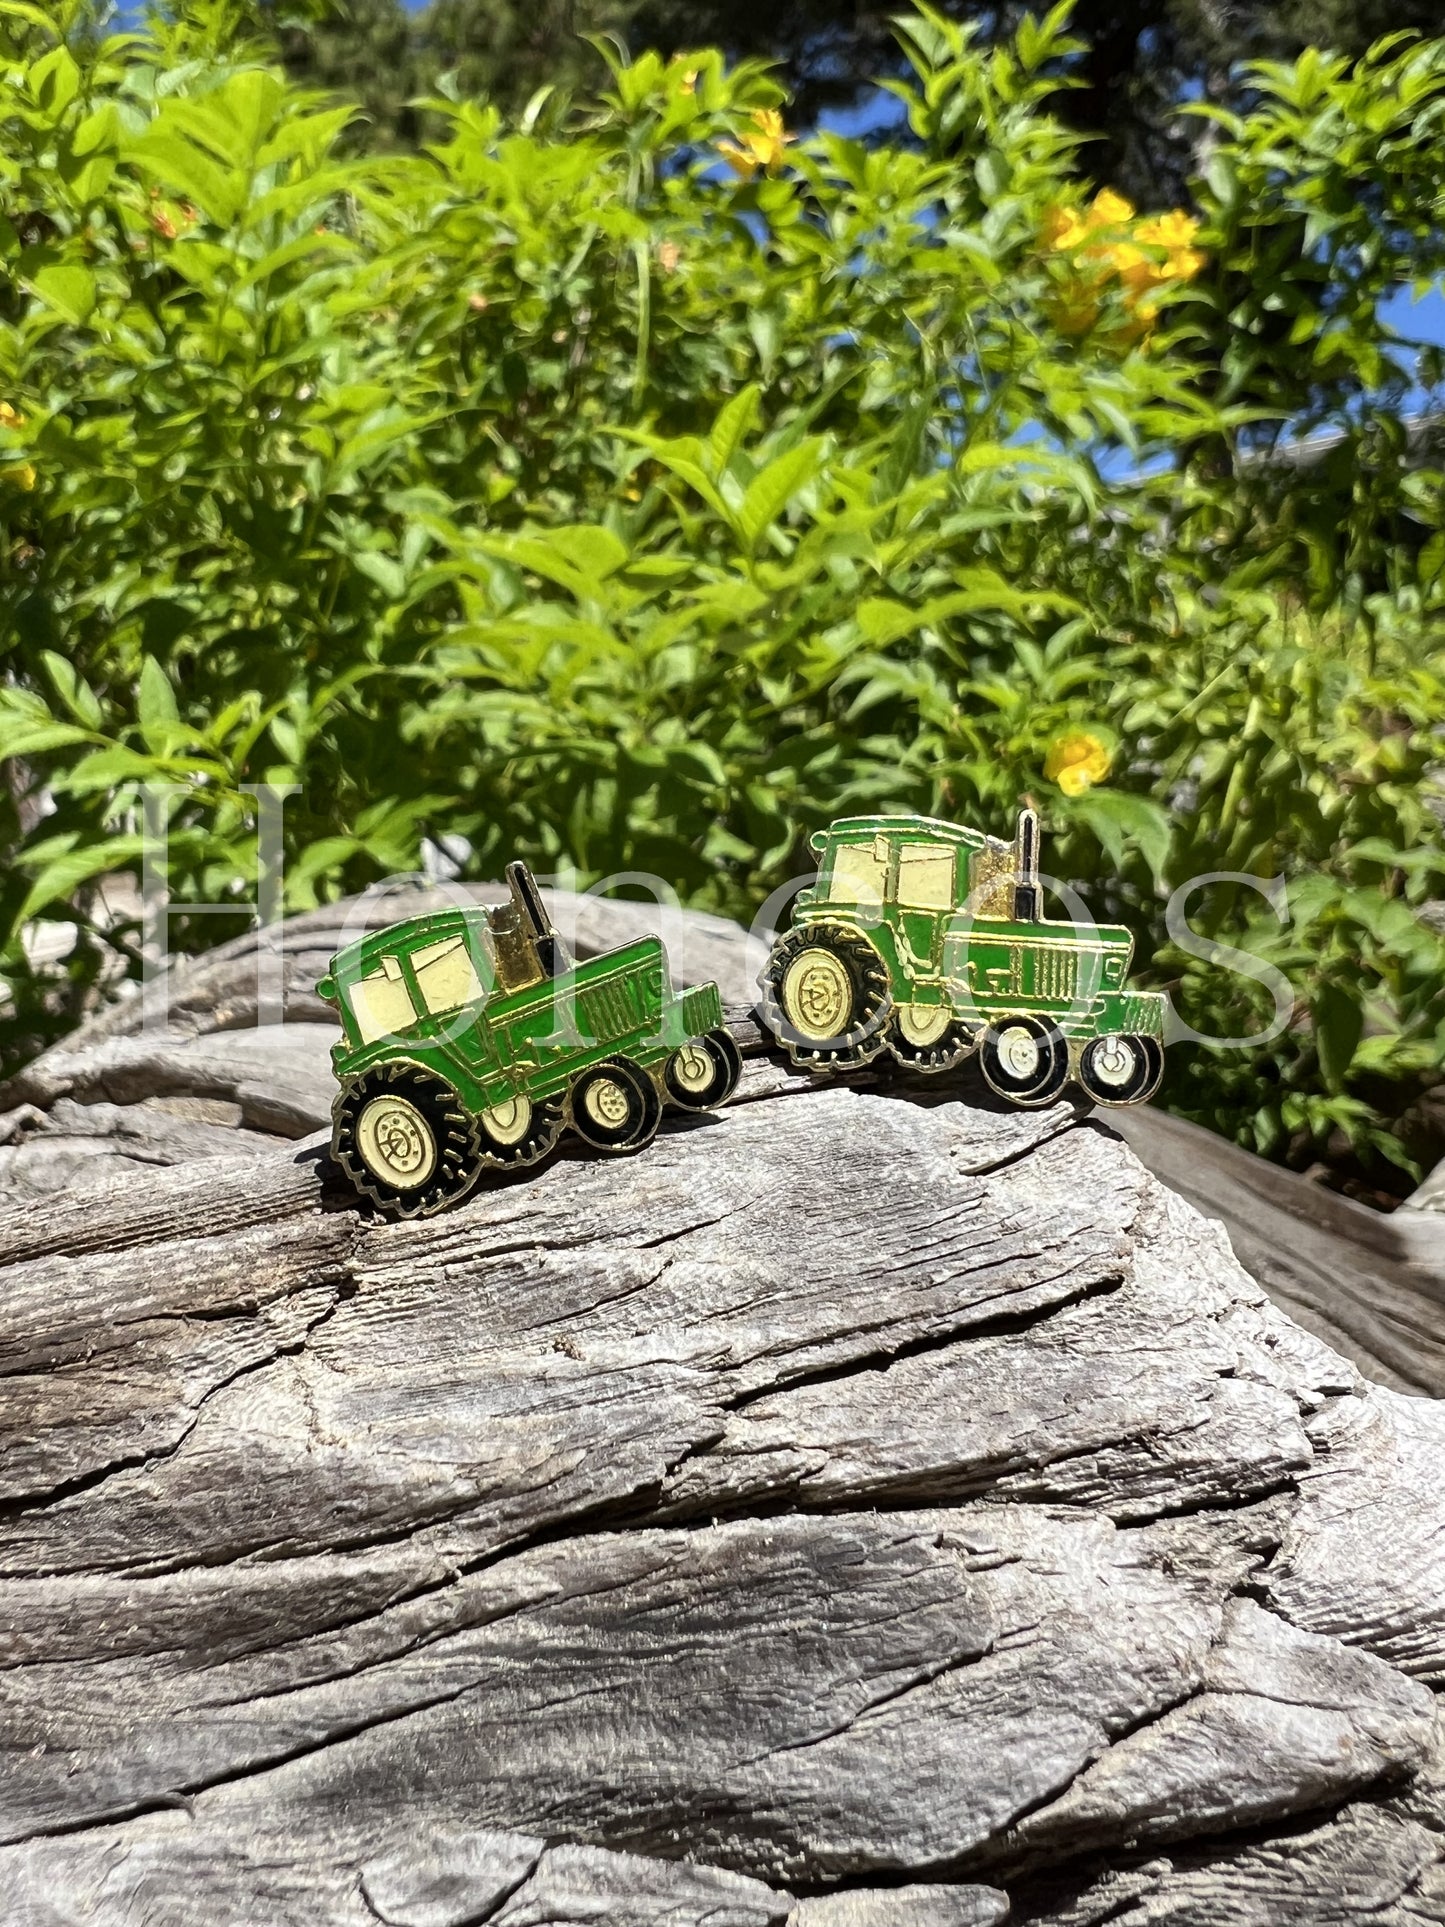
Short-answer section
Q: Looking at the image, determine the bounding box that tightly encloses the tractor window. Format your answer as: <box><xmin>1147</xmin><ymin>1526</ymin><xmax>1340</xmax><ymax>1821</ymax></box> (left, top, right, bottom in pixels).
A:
<box><xmin>896</xmin><ymin>844</ymin><xmax>956</xmax><ymax>910</ymax></box>
<box><xmin>349</xmin><ymin>953</ymin><xmax>418</xmax><ymax>1044</ymax></box>
<box><xmin>827</xmin><ymin>843</ymin><xmax>887</xmax><ymax>908</ymax></box>
<box><xmin>968</xmin><ymin>843</ymin><xmax>1016</xmax><ymax>919</ymax></box>
<box><xmin>412</xmin><ymin>934</ymin><xmax>484</xmax><ymax>1017</ymax></box>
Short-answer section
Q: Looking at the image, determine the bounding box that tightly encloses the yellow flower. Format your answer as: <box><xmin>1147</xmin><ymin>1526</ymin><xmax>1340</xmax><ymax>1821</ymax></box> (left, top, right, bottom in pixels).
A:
<box><xmin>678</xmin><ymin>66</ymin><xmax>699</xmax><ymax>95</ymax></box>
<box><xmin>657</xmin><ymin>240</ymin><xmax>682</xmax><ymax>275</ymax></box>
<box><xmin>0</xmin><ymin>403</ymin><xmax>31</xmax><ymax>486</ymax></box>
<box><xmin>1135</xmin><ymin>209</ymin><xmax>1199</xmax><ymax>250</ymax></box>
<box><xmin>718</xmin><ymin>106</ymin><xmax>794</xmax><ymax>182</ymax></box>
<box><xmin>1088</xmin><ymin>188</ymin><xmax>1136</xmax><ymax>227</ymax></box>
<box><xmin>1041</xmin><ymin>203</ymin><xmax>1089</xmax><ymax>251</ymax></box>
<box><xmin>1166</xmin><ymin>245</ymin><xmax>1207</xmax><ymax>282</ymax></box>
<box><xmin>1135</xmin><ymin>212</ymin><xmax>1206</xmax><ymax>287</ymax></box>
<box><xmin>1099</xmin><ymin>240</ymin><xmax>1154</xmax><ymax>297</ymax></box>
<box><xmin>1039</xmin><ymin>193</ymin><xmax>1206</xmax><ymax>345</ymax></box>
<box><xmin>1045</xmin><ymin>731</ymin><xmax>1112</xmax><ymax>795</ymax></box>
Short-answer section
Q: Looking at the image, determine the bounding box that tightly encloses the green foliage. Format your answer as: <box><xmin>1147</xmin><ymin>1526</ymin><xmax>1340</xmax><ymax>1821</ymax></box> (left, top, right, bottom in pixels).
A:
<box><xmin>214</xmin><ymin>0</ymin><xmax>1445</xmax><ymax>208</ymax></box>
<box><xmin>1</xmin><ymin>0</ymin><xmax>1443</xmax><ymax>1194</ymax></box>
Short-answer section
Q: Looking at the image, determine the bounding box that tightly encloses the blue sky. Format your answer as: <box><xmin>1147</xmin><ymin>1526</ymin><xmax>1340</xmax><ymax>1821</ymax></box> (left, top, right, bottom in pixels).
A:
<box><xmin>1381</xmin><ymin>284</ymin><xmax>1445</xmax><ymax>354</ymax></box>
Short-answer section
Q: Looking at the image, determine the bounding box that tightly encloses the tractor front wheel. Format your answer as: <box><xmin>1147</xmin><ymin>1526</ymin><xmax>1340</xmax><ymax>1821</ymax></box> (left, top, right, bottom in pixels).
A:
<box><xmin>332</xmin><ymin>1064</ymin><xmax>482</xmax><ymax>1218</ymax></box>
<box><xmin>476</xmin><ymin>1092</ymin><xmax>565</xmax><ymax>1169</ymax></box>
<box><xmin>887</xmin><ymin>1003</ymin><xmax>976</xmax><ymax>1073</ymax></box>
<box><xmin>979</xmin><ymin>1017</ymin><xmax>1070</xmax><ymax>1108</ymax></box>
<box><xmin>761</xmin><ymin>924</ymin><xmax>892</xmax><ymax>1069</ymax></box>
<box><xmin>570</xmin><ymin>1056</ymin><xmax>663</xmax><ymax>1155</ymax></box>
<box><xmin>664</xmin><ymin>1029</ymin><xmax>742</xmax><ymax>1112</ymax></box>
<box><xmin>1077</xmin><ymin>1033</ymin><xmax>1165</xmax><ymax>1107</ymax></box>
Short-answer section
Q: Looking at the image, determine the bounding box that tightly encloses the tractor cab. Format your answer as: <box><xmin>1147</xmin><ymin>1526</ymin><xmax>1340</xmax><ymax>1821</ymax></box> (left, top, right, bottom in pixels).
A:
<box><xmin>805</xmin><ymin>809</ymin><xmax>1044</xmax><ymax>933</ymax></box>
<box><xmin>318</xmin><ymin>862</ymin><xmax>570</xmax><ymax>1053</ymax></box>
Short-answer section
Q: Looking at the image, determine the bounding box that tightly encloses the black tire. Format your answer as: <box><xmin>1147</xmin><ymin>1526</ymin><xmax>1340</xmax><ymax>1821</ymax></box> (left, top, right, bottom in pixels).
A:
<box><xmin>332</xmin><ymin>1062</ymin><xmax>482</xmax><ymax>1218</ymax></box>
<box><xmin>569</xmin><ymin>1056</ymin><xmax>663</xmax><ymax>1154</ymax></box>
<box><xmin>476</xmin><ymin>1092</ymin><xmax>565</xmax><ymax>1168</ymax></box>
<box><xmin>978</xmin><ymin>1016</ymin><xmax>1070</xmax><ymax>1108</ymax></box>
<box><xmin>886</xmin><ymin>1005</ymin><xmax>977</xmax><ymax>1074</ymax></box>
<box><xmin>760</xmin><ymin>922</ymin><xmax>892</xmax><ymax>1069</ymax></box>
<box><xmin>662</xmin><ymin>1029</ymin><xmax>742</xmax><ymax>1112</ymax></box>
<box><xmin>1137</xmin><ymin>1035</ymin><xmax>1166</xmax><ymax>1101</ymax></box>
<box><xmin>1078</xmin><ymin>1033</ymin><xmax>1165</xmax><ymax>1107</ymax></box>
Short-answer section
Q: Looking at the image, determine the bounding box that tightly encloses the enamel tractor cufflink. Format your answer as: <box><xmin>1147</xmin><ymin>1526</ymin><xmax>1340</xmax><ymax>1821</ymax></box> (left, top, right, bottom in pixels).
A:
<box><xmin>317</xmin><ymin>862</ymin><xmax>740</xmax><ymax>1219</ymax></box>
<box><xmin>759</xmin><ymin>809</ymin><xmax>1166</xmax><ymax>1109</ymax></box>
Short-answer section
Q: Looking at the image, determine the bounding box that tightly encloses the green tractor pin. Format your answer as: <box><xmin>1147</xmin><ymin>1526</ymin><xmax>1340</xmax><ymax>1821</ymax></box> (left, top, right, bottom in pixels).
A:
<box><xmin>760</xmin><ymin>808</ymin><xmax>1166</xmax><ymax>1108</ymax></box>
<box><xmin>318</xmin><ymin>862</ymin><xmax>740</xmax><ymax>1217</ymax></box>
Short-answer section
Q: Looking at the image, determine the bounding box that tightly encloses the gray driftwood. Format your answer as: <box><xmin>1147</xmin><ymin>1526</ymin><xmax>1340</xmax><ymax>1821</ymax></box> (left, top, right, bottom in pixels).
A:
<box><xmin>5</xmin><ymin>882</ymin><xmax>1441</xmax><ymax>1399</ymax></box>
<box><xmin>1</xmin><ymin>894</ymin><xmax>1444</xmax><ymax>1925</ymax></box>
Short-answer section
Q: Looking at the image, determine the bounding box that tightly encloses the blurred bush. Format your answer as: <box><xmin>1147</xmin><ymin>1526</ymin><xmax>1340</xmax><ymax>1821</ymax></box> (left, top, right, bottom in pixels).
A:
<box><xmin>1</xmin><ymin>0</ymin><xmax>1443</xmax><ymax>1195</ymax></box>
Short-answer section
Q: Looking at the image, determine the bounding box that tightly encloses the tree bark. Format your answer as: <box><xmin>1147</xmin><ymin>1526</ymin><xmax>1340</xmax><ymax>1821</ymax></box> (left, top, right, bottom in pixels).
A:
<box><xmin>1</xmin><ymin>888</ymin><xmax>1443</xmax><ymax>1925</ymax></box>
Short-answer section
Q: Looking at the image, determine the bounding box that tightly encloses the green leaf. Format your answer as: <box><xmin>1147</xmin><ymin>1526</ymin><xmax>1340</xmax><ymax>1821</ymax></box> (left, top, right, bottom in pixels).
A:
<box><xmin>613</xmin><ymin>430</ymin><xmax>733</xmax><ymax>522</ymax></box>
<box><xmin>538</xmin><ymin>525</ymin><xmax>631</xmax><ymax>582</ymax></box>
<box><xmin>1069</xmin><ymin>790</ymin><xmax>1172</xmax><ymax>883</ymax></box>
<box><xmin>352</xmin><ymin>550</ymin><xmax>407</xmax><ymax>599</ymax></box>
<box><xmin>0</xmin><ymin>719</ymin><xmax>93</xmax><ymax>762</ymax></box>
<box><xmin>856</xmin><ymin>577</ymin><xmax>1073</xmax><ymax>647</ymax></box>
<box><xmin>708</xmin><ymin>385</ymin><xmax>761</xmax><ymax>478</ymax></box>
<box><xmin>1204</xmin><ymin>152</ymin><xmax>1237</xmax><ymax>209</ymax></box>
<box><xmin>15</xmin><ymin>834</ymin><xmax>148</xmax><ymax>925</ymax></box>
<box><xmin>42</xmin><ymin>651</ymin><xmax>103</xmax><ymax>729</ymax></box>
<box><xmin>127</xmin><ymin>128</ymin><xmax>245</xmax><ymax>226</ymax></box>
<box><xmin>737</xmin><ymin>437</ymin><xmax>828</xmax><ymax>552</ymax></box>
<box><xmin>30</xmin><ymin>263</ymin><xmax>96</xmax><ymax>325</ymax></box>
<box><xmin>138</xmin><ymin>657</ymin><xmax>180</xmax><ymax>730</ymax></box>
<box><xmin>974</xmin><ymin>149</ymin><xmax>1010</xmax><ymax>198</ymax></box>
<box><xmin>32</xmin><ymin>44</ymin><xmax>80</xmax><ymax>117</ymax></box>
<box><xmin>55</xmin><ymin>745</ymin><xmax>170</xmax><ymax>792</ymax></box>
<box><xmin>1312</xmin><ymin>983</ymin><xmax>1364</xmax><ymax>1093</ymax></box>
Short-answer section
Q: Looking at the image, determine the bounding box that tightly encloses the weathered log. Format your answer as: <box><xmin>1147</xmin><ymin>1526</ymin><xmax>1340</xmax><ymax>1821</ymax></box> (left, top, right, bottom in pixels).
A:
<box><xmin>1110</xmin><ymin>1103</ymin><xmax>1445</xmax><ymax>1398</ymax></box>
<box><xmin>5</xmin><ymin>883</ymin><xmax>1441</xmax><ymax>1399</ymax></box>
<box><xmin>1</xmin><ymin>893</ymin><xmax>1444</xmax><ymax>1925</ymax></box>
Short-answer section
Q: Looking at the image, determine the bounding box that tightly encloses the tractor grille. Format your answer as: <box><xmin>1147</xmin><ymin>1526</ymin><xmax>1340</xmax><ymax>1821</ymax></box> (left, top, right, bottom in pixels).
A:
<box><xmin>1032</xmin><ymin>947</ymin><xmax>1078</xmax><ymax>1003</ymax></box>
<box><xmin>679</xmin><ymin>983</ymin><xmax>722</xmax><ymax>1039</ymax></box>
<box><xmin>580</xmin><ymin>974</ymin><xmax>632</xmax><ymax>1045</ymax></box>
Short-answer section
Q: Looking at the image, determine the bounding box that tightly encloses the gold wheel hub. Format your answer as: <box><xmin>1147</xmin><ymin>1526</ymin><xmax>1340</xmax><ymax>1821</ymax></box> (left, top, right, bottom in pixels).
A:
<box><xmin>672</xmin><ymin>1044</ymin><xmax>714</xmax><ymax>1094</ymax></box>
<box><xmin>481</xmin><ymin>1094</ymin><xmax>533</xmax><ymax>1146</ymax></box>
<box><xmin>897</xmin><ymin>1002</ymin><xmax>950</xmax><ymax>1048</ymax></box>
<box><xmin>780</xmin><ymin>947</ymin><xmax>853</xmax><ymax>1042</ymax></box>
<box><xmin>356</xmin><ymin>1094</ymin><xmax>436</xmax><ymax>1188</ymax></box>
<box><xmin>583</xmin><ymin>1076</ymin><xmax>632</xmax><ymax>1128</ymax></box>
<box><xmin>996</xmin><ymin>1025</ymin><xmax>1041</xmax><ymax>1080</ymax></box>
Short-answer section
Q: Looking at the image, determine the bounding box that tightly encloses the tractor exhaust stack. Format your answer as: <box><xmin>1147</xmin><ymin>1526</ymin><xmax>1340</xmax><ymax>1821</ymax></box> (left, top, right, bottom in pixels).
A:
<box><xmin>505</xmin><ymin>860</ymin><xmax>569</xmax><ymax>977</ymax></box>
<box><xmin>1013</xmin><ymin>808</ymin><xmax>1041</xmax><ymax>922</ymax></box>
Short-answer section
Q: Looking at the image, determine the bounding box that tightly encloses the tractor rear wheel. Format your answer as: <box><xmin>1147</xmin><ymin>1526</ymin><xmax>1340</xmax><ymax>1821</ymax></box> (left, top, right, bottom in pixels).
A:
<box><xmin>476</xmin><ymin>1092</ymin><xmax>565</xmax><ymax>1169</ymax></box>
<box><xmin>887</xmin><ymin>1003</ymin><xmax>976</xmax><ymax>1073</ymax></box>
<box><xmin>332</xmin><ymin>1063</ymin><xmax>482</xmax><ymax>1218</ymax></box>
<box><xmin>979</xmin><ymin>1017</ymin><xmax>1070</xmax><ymax>1108</ymax></box>
<box><xmin>1078</xmin><ymin>1033</ymin><xmax>1165</xmax><ymax>1107</ymax></box>
<box><xmin>663</xmin><ymin>1030</ymin><xmax>742</xmax><ymax>1112</ymax></box>
<box><xmin>761</xmin><ymin>923</ymin><xmax>892</xmax><ymax>1069</ymax></box>
<box><xmin>570</xmin><ymin>1056</ymin><xmax>662</xmax><ymax>1155</ymax></box>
